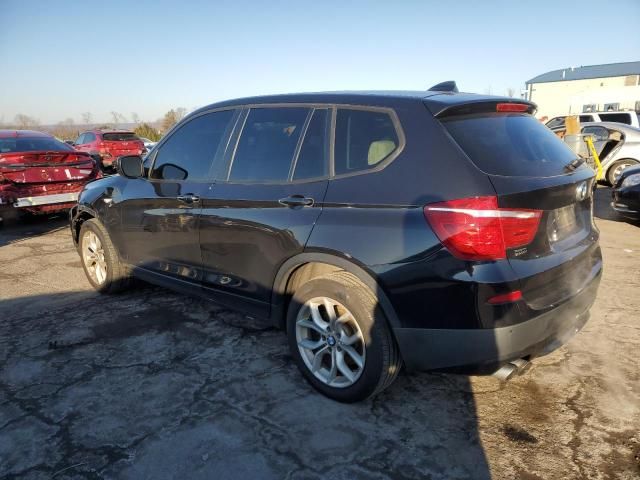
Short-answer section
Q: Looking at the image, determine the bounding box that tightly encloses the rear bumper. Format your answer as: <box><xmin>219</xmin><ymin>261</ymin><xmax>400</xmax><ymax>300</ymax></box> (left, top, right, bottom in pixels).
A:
<box><xmin>394</xmin><ymin>265</ymin><xmax>601</xmax><ymax>372</ymax></box>
<box><xmin>611</xmin><ymin>187</ymin><xmax>640</xmax><ymax>218</ymax></box>
<box><xmin>13</xmin><ymin>192</ymin><xmax>79</xmax><ymax>208</ymax></box>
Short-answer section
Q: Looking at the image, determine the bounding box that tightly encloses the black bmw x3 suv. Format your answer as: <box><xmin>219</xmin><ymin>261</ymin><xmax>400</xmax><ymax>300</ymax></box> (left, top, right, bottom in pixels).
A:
<box><xmin>70</xmin><ymin>87</ymin><xmax>602</xmax><ymax>402</ymax></box>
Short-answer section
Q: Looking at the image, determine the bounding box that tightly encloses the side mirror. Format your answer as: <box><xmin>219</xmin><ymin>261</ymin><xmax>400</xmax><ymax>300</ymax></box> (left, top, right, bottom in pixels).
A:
<box><xmin>116</xmin><ymin>155</ymin><xmax>144</xmax><ymax>179</ymax></box>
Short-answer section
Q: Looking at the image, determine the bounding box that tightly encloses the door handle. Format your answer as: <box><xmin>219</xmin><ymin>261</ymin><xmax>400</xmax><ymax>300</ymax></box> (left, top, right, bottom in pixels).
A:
<box><xmin>278</xmin><ymin>195</ymin><xmax>314</xmax><ymax>207</ymax></box>
<box><xmin>177</xmin><ymin>194</ymin><xmax>200</xmax><ymax>204</ymax></box>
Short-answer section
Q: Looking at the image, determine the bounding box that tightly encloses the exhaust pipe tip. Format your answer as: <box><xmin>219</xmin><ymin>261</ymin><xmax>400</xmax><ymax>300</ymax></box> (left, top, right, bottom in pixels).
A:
<box><xmin>510</xmin><ymin>358</ymin><xmax>531</xmax><ymax>375</ymax></box>
<box><xmin>492</xmin><ymin>358</ymin><xmax>532</xmax><ymax>381</ymax></box>
<box><xmin>493</xmin><ymin>363</ymin><xmax>518</xmax><ymax>381</ymax></box>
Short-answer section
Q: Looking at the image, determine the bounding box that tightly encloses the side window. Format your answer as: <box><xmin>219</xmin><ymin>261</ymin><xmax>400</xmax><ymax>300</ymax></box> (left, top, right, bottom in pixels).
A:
<box><xmin>582</xmin><ymin>126</ymin><xmax>609</xmax><ymax>142</ymax></box>
<box><xmin>545</xmin><ymin>117</ymin><xmax>565</xmax><ymax>129</ymax></box>
<box><xmin>151</xmin><ymin>110</ymin><xmax>235</xmax><ymax>181</ymax></box>
<box><xmin>229</xmin><ymin>107</ymin><xmax>309</xmax><ymax>182</ymax></box>
<box><xmin>75</xmin><ymin>133</ymin><xmax>85</xmax><ymax>144</ymax></box>
<box><xmin>84</xmin><ymin>133</ymin><xmax>96</xmax><ymax>143</ymax></box>
<box><xmin>334</xmin><ymin>109</ymin><xmax>400</xmax><ymax>175</ymax></box>
<box><xmin>292</xmin><ymin>109</ymin><xmax>329</xmax><ymax>180</ymax></box>
<box><xmin>599</xmin><ymin>113</ymin><xmax>631</xmax><ymax>125</ymax></box>
<box><xmin>579</xmin><ymin>115</ymin><xmax>594</xmax><ymax>123</ymax></box>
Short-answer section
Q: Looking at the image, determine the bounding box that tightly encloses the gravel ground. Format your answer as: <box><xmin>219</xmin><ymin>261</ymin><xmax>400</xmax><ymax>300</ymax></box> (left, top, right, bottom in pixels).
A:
<box><xmin>0</xmin><ymin>186</ymin><xmax>639</xmax><ymax>479</ymax></box>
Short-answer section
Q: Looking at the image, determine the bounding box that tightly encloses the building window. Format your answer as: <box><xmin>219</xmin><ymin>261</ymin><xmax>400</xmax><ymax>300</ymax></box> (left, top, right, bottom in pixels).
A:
<box><xmin>582</xmin><ymin>104</ymin><xmax>597</xmax><ymax>113</ymax></box>
<box><xmin>603</xmin><ymin>103</ymin><xmax>619</xmax><ymax>112</ymax></box>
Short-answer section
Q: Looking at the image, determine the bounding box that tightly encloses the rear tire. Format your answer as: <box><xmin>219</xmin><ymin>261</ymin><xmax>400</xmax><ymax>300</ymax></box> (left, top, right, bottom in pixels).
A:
<box><xmin>286</xmin><ymin>271</ymin><xmax>401</xmax><ymax>402</ymax></box>
<box><xmin>607</xmin><ymin>159</ymin><xmax>638</xmax><ymax>186</ymax></box>
<box><xmin>79</xmin><ymin>219</ymin><xmax>132</xmax><ymax>293</ymax></box>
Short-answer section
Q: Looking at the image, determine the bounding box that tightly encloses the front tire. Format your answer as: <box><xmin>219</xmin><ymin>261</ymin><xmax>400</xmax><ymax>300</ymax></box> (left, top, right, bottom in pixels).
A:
<box><xmin>287</xmin><ymin>271</ymin><xmax>401</xmax><ymax>402</ymax></box>
<box><xmin>79</xmin><ymin>219</ymin><xmax>131</xmax><ymax>293</ymax></box>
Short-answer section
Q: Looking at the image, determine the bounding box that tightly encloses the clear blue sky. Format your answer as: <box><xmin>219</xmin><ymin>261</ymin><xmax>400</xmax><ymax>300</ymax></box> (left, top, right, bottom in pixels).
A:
<box><xmin>2</xmin><ymin>0</ymin><xmax>639</xmax><ymax>125</ymax></box>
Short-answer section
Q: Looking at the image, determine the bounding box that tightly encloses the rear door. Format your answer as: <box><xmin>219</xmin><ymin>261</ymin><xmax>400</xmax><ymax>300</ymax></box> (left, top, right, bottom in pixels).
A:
<box><xmin>198</xmin><ymin>106</ymin><xmax>330</xmax><ymax>317</ymax></box>
<box><xmin>438</xmin><ymin>106</ymin><xmax>601</xmax><ymax>311</ymax></box>
<box><xmin>116</xmin><ymin>109</ymin><xmax>236</xmax><ymax>285</ymax></box>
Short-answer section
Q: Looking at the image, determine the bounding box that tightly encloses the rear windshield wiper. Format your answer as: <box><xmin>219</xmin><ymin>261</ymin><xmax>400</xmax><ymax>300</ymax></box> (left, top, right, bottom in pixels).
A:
<box><xmin>564</xmin><ymin>157</ymin><xmax>585</xmax><ymax>172</ymax></box>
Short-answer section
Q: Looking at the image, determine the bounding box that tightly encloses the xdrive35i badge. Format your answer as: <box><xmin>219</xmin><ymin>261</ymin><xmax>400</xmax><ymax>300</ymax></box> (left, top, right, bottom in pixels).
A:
<box><xmin>576</xmin><ymin>181</ymin><xmax>588</xmax><ymax>202</ymax></box>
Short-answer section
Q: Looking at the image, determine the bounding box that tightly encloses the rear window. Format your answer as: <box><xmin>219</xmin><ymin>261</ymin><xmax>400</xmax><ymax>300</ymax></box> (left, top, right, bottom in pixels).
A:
<box><xmin>0</xmin><ymin>136</ymin><xmax>74</xmax><ymax>153</ymax></box>
<box><xmin>545</xmin><ymin>117</ymin><xmax>566</xmax><ymax>129</ymax></box>
<box><xmin>102</xmin><ymin>132</ymin><xmax>139</xmax><ymax>141</ymax></box>
<box><xmin>598</xmin><ymin>113</ymin><xmax>631</xmax><ymax>125</ymax></box>
<box><xmin>443</xmin><ymin>113</ymin><xmax>577</xmax><ymax>177</ymax></box>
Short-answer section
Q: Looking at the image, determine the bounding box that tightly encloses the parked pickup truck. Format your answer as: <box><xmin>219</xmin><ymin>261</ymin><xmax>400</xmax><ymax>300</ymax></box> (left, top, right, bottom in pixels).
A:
<box><xmin>545</xmin><ymin>111</ymin><xmax>640</xmax><ymax>129</ymax></box>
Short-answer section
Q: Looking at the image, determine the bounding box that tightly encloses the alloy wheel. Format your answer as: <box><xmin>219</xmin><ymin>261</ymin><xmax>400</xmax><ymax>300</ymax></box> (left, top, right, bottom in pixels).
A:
<box><xmin>82</xmin><ymin>231</ymin><xmax>107</xmax><ymax>285</ymax></box>
<box><xmin>295</xmin><ymin>296</ymin><xmax>366</xmax><ymax>388</ymax></box>
<box><xmin>613</xmin><ymin>163</ymin><xmax>632</xmax><ymax>183</ymax></box>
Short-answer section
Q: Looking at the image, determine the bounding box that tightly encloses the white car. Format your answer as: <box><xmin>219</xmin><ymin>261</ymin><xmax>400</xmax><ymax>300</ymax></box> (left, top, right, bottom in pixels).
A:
<box><xmin>138</xmin><ymin>137</ymin><xmax>157</xmax><ymax>150</ymax></box>
<box><xmin>546</xmin><ymin>111</ymin><xmax>640</xmax><ymax>129</ymax></box>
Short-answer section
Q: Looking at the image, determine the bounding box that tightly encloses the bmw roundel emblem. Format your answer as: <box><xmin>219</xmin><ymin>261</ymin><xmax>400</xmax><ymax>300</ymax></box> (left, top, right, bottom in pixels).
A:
<box><xmin>576</xmin><ymin>181</ymin><xmax>588</xmax><ymax>202</ymax></box>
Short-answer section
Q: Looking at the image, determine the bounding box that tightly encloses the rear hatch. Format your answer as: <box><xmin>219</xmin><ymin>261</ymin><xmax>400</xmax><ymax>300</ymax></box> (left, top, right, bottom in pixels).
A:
<box><xmin>428</xmin><ymin>97</ymin><xmax>601</xmax><ymax>312</ymax></box>
<box><xmin>100</xmin><ymin>132</ymin><xmax>144</xmax><ymax>158</ymax></box>
<box><xmin>0</xmin><ymin>151</ymin><xmax>96</xmax><ymax>185</ymax></box>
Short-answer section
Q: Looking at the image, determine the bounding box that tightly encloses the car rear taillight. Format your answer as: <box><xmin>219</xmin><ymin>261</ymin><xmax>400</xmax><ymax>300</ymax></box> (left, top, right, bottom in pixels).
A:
<box><xmin>423</xmin><ymin>196</ymin><xmax>542</xmax><ymax>261</ymax></box>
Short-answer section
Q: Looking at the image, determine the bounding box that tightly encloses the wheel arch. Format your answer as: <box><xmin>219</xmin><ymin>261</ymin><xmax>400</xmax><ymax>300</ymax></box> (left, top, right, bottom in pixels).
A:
<box><xmin>270</xmin><ymin>252</ymin><xmax>402</xmax><ymax>331</ymax></box>
<box><xmin>606</xmin><ymin>157</ymin><xmax>640</xmax><ymax>185</ymax></box>
<box><xmin>71</xmin><ymin>205</ymin><xmax>98</xmax><ymax>246</ymax></box>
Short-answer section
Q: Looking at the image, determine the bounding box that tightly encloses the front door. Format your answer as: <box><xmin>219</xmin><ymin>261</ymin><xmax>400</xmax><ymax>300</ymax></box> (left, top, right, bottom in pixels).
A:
<box><xmin>116</xmin><ymin>109</ymin><xmax>237</xmax><ymax>285</ymax></box>
<box><xmin>199</xmin><ymin>107</ymin><xmax>330</xmax><ymax>317</ymax></box>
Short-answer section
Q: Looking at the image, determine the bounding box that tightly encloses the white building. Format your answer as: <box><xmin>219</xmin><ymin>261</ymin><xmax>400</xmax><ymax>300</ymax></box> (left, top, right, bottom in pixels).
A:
<box><xmin>525</xmin><ymin>61</ymin><xmax>640</xmax><ymax>119</ymax></box>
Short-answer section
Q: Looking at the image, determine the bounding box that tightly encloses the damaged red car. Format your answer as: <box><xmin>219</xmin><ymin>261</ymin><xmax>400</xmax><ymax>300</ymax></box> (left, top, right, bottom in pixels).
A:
<box><xmin>73</xmin><ymin>129</ymin><xmax>145</xmax><ymax>169</ymax></box>
<box><xmin>0</xmin><ymin>130</ymin><xmax>101</xmax><ymax>222</ymax></box>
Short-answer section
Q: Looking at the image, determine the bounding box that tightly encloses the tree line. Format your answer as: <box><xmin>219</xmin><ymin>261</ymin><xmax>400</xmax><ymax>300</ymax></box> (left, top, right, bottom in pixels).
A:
<box><xmin>1</xmin><ymin>108</ymin><xmax>189</xmax><ymax>142</ymax></box>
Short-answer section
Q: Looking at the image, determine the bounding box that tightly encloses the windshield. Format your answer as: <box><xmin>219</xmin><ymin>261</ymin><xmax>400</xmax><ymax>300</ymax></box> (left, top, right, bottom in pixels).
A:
<box><xmin>0</xmin><ymin>136</ymin><xmax>74</xmax><ymax>153</ymax></box>
<box><xmin>442</xmin><ymin>113</ymin><xmax>578</xmax><ymax>177</ymax></box>
<box><xmin>102</xmin><ymin>132</ymin><xmax>138</xmax><ymax>141</ymax></box>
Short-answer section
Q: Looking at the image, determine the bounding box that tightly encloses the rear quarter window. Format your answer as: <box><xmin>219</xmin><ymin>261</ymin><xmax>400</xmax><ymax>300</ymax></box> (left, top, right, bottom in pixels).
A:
<box><xmin>443</xmin><ymin>113</ymin><xmax>577</xmax><ymax>177</ymax></box>
<box><xmin>334</xmin><ymin>109</ymin><xmax>400</xmax><ymax>175</ymax></box>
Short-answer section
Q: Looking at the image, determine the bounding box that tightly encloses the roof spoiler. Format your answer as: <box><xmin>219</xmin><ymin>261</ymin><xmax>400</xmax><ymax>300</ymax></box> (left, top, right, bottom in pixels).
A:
<box><xmin>428</xmin><ymin>81</ymin><xmax>459</xmax><ymax>93</ymax></box>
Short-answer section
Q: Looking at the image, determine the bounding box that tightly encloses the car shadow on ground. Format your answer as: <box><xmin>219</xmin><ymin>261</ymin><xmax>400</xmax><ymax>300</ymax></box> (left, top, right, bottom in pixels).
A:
<box><xmin>0</xmin><ymin>212</ymin><xmax>69</xmax><ymax>247</ymax></box>
<box><xmin>0</xmin><ymin>288</ymin><xmax>492</xmax><ymax>479</ymax></box>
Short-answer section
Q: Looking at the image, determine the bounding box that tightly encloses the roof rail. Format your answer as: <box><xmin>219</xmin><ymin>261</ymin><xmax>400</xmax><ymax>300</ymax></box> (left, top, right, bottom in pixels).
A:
<box><xmin>428</xmin><ymin>81</ymin><xmax>459</xmax><ymax>93</ymax></box>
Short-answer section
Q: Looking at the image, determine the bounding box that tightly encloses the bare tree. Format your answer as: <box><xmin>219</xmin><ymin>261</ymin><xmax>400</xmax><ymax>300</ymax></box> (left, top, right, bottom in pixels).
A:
<box><xmin>81</xmin><ymin>112</ymin><xmax>92</xmax><ymax>125</ymax></box>
<box><xmin>14</xmin><ymin>114</ymin><xmax>39</xmax><ymax>128</ymax></box>
<box><xmin>52</xmin><ymin>118</ymin><xmax>79</xmax><ymax>141</ymax></box>
<box><xmin>131</xmin><ymin>112</ymin><xmax>140</xmax><ymax>125</ymax></box>
<box><xmin>175</xmin><ymin>107</ymin><xmax>187</xmax><ymax>121</ymax></box>
<box><xmin>506</xmin><ymin>87</ymin><xmax>516</xmax><ymax>97</ymax></box>
<box><xmin>483</xmin><ymin>86</ymin><xmax>493</xmax><ymax>95</ymax></box>
<box><xmin>110</xmin><ymin>111</ymin><xmax>127</xmax><ymax>128</ymax></box>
